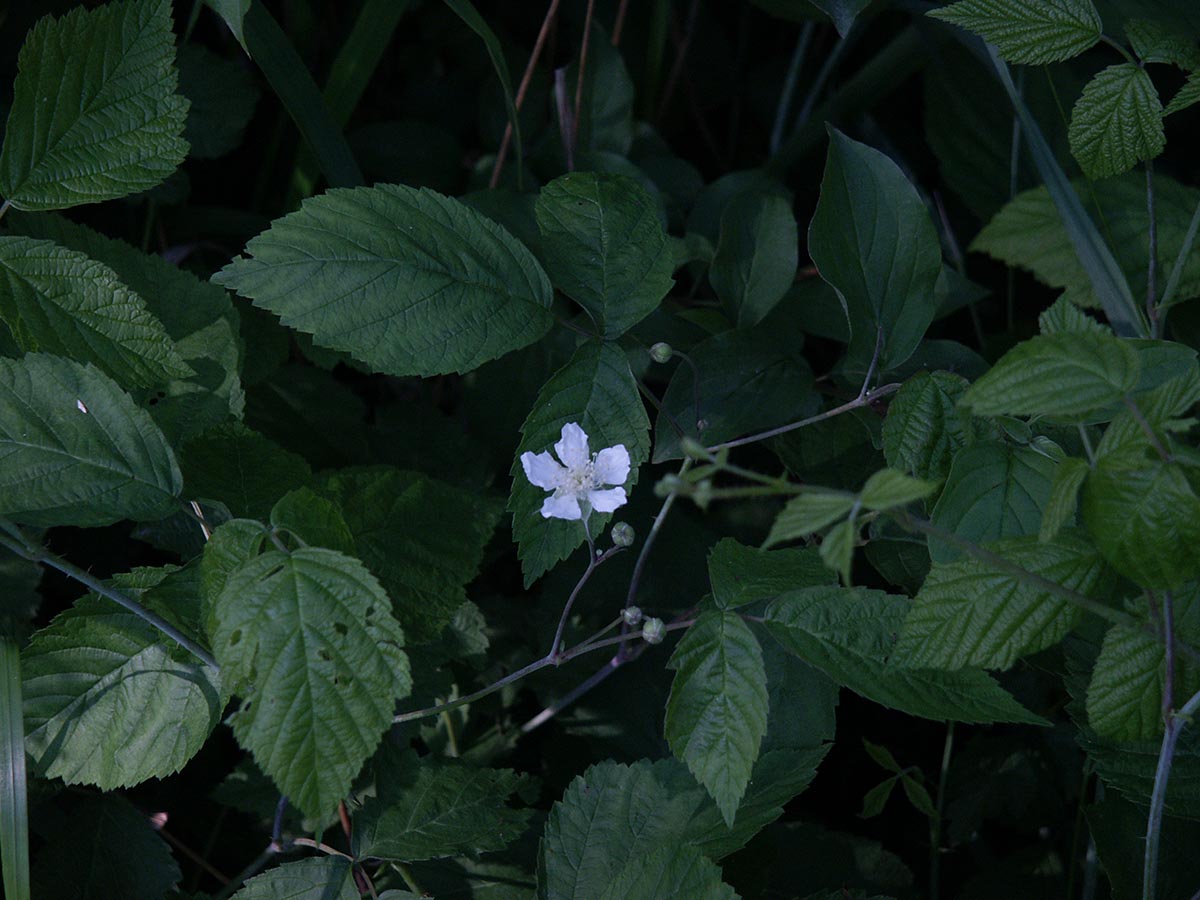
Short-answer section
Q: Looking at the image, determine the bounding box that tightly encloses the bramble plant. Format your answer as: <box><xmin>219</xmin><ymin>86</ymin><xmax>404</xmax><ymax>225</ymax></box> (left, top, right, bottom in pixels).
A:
<box><xmin>3</xmin><ymin>0</ymin><xmax>1200</xmax><ymax>898</ymax></box>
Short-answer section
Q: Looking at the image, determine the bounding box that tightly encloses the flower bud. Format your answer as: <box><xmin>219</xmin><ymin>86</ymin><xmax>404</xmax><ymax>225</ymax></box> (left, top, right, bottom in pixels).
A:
<box><xmin>649</xmin><ymin>342</ymin><xmax>673</xmax><ymax>364</ymax></box>
<box><xmin>695</xmin><ymin>418</ymin><xmax>709</xmax><ymax>433</ymax></box>
<box><xmin>622</xmin><ymin>605</ymin><xmax>643</xmax><ymax>626</ymax></box>
<box><xmin>681</xmin><ymin>437</ymin><xmax>711</xmax><ymax>460</ymax></box>
<box><xmin>642</xmin><ymin>617</ymin><xmax>666</xmax><ymax>644</ymax></box>
<box><xmin>611</xmin><ymin>522</ymin><xmax>635</xmax><ymax>547</ymax></box>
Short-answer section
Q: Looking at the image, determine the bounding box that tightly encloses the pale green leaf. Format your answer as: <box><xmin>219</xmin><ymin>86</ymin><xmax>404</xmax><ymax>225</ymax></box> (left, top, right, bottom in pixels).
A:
<box><xmin>1040</xmin><ymin>456</ymin><xmax>1090</xmax><ymax>541</ymax></box>
<box><xmin>928</xmin><ymin>442</ymin><xmax>1056</xmax><ymax>564</ymax></box>
<box><xmin>22</xmin><ymin>566</ymin><xmax>221</xmax><ymax>788</ymax></box>
<box><xmin>0</xmin><ymin>236</ymin><xmax>191</xmax><ymax>390</ymax></box>
<box><xmin>765</xmin><ymin>492</ymin><xmax>857</xmax><ymax>547</ymax></box>
<box><xmin>0</xmin><ymin>0</ymin><xmax>189</xmax><ymax>210</ymax></box>
<box><xmin>881</xmin><ymin>371</ymin><xmax>978</xmax><ymax>480</ymax></box>
<box><xmin>535</xmin><ymin>172</ymin><xmax>674</xmax><ymax>338</ymax></box>
<box><xmin>597</xmin><ymin>844</ymin><xmax>737</xmax><ymax>900</ymax></box>
<box><xmin>962</xmin><ymin>331</ymin><xmax>1141</xmax><ymax>420</ymax></box>
<box><xmin>0</xmin><ymin>353</ymin><xmax>182</xmax><ymax>527</ymax></box>
<box><xmin>210</xmin><ymin>547</ymin><xmax>411</xmax><ymax>819</ymax></box>
<box><xmin>230</xmin><ymin>858</ymin><xmax>358</xmax><ymax>900</ymax></box>
<box><xmin>1068</xmin><ymin>64</ymin><xmax>1164</xmax><ymax>180</ymax></box>
<box><xmin>709</xmin><ymin>194</ymin><xmax>798</xmax><ymax>327</ymax></box>
<box><xmin>310</xmin><ymin>467</ymin><xmax>501</xmax><ymax>644</ymax></box>
<box><xmin>666</xmin><ymin>611</ymin><xmax>769</xmax><ymax>826</ymax></box>
<box><xmin>510</xmin><ymin>341</ymin><xmax>649</xmax><ymax>586</ymax></box>
<box><xmin>896</xmin><ymin>532</ymin><xmax>1105</xmax><ymax>670</ymax></box>
<box><xmin>353</xmin><ymin>748</ymin><xmax>532</xmax><ymax>861</ymax></box>
<box><xmin>808</xmin><ymin>128</ymin><xmax>942</xmax><ymax>373</ymax></box>
<box><xmin>179</xmin><ymin>422</ymin><xmax>312</xmax><ymax>520</ymax></box>
<box><xmin>707</xmin><ymin>539</ymin><xmax>833</xmax><ymax>608</ymax></box>
<box><xmin>214</xmin><ymin>184</ymin><xmax>554</xmax><ymax>377</ymax></box>
<box><xmin>859</xmin><ymin>469</ymin><xmax>939</xmax><ymax>511</ymax></box>
<box><xmin>820</xmin><ymin>519</ymin><xmax>859</xmax><ymax>586</ymax></box>
<box><xmin>764</xmin><ymin>585</ymin><xmax>1045</xmax><ymax>723</ymax></box>
<box><xmin>928</xmin><ymin>0</ymin><xmax>1102</xmax><ymax>65</ymax></box>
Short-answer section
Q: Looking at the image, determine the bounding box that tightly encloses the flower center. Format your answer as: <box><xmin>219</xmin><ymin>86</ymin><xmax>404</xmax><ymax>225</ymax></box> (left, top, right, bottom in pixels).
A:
<box><xmin>561</xmin><ymin>459</ymin><xmax>596</xmax><ymax>495</ymax></box>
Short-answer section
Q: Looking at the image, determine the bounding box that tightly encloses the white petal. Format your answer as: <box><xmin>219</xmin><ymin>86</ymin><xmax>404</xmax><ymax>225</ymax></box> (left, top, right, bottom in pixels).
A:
<box><xmin>587</xmin><ymin>487</ymin><xmax>627</xmax><ymax>513</ymax></box>
<box><xmin>555</xmin><ymin>422</ymin><xmax>590</xmax><ymax>469</ymax></box>
<box><xmin>593</xmin><ymin>445</ymin><xmax>631</xmax><ymax>486</ymax></box>
<box><xmin>521</xmin><ymin>450</ymin><xmax>565</xmax><ymax>491</ymax></box>
<box><xmin>541</xmin><ymin>493</ymin><xmax>584</xmax><ymax>520</ymax></box>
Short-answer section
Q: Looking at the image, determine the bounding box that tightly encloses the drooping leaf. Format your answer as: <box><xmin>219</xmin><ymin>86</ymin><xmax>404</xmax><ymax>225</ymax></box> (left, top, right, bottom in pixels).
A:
<box><xmin>882</xmin><ymin>371</ymin><xmax>980</xmax><ymax>480</ymax></box>
<box><xmin>820</xmin><ymin>519</ymin><xmax>859</xmax><ymax>586</ymax></box>
<box><xmin>0</xmin><ymin>236</ymin><xmax>191</xmax><ymax>390</ymax></box>
<box><xmin>510</xmin><ymin>341</ymin><xmax>650</xmax><ymax>586</ymax></box>
<box><xmin>179</xmin><ymin>422</ymin><xmax>312</xmax><ymax>520</ymax></box>
<box><xmin>597</xmin><ymin>844</ymin><xmax>738</xmax><ymax>900</ymax></box>
<box><xmin>765</xmin><ymin>492</ymin><xmax>857</xmax><ymax>547</ymax></box>
<box><xmin>353</xmin><ymin>748</ymin><xmax>532</xmax><ymax>861</ymax></box>
<box><xmin>859</xmin><ymin>469</ymin><xmax>939</xmax><ymax>511</ymax></box>
<box><xmin>707</xmin><ymin>539</ymin><xmax>834</xmax><ymax>610</ymax></box>
<box><xmin>895</xmin><ymin>532</ymin><xmax>1106</xmax><ymax>670</ymax></box>
<box><xmin>0</xmin><ymin>353</ymin><xmax>182</xmax><ymax>527</ymax></box>
<box><xmin>961</xmin><ymin>331</ymin><xmax>1141</xmax><ymax>421</ymax></box>
<box><xmin>927</xmin><ymin>0</ymin><xmax>1102</xmax><ymax>65</ymax></box>
<box><xmin>535</xmin><ymin>172</ymin><xmax>674</xmax><ymax>338</ymax></box>
<box><xmin>0</xmin><ymin>0</ymin><xmax>189</xmax><ymax>210</ymax></box>
<box><xmin>204</xmin><ymin>0</ymin><xmax>251</xmax><ymax>50</ymax></box>
<box><xmin>215</xmin><ymin>184</ymin><xmax>554</xmax><ymax>377</ymax></box>
<box><xmin>22</xmin><ymin>565</ymin><xmax>221</xmax><ymax>788</ymax></box>
<box><xmin>210</xmin><ymin>547</ymin><xmax>411</xmax><ymax>819</ymax></box>
<box><xmin>229</xmin><ymin>858</ymin><xmax>359</xmax><ymax>900</ymax></box>
<box><xmin>928</xmin><ymin>442</ymin><xmax>1056</xmax><ymax>564</ymax></box>
<box><xmin>808</xmin><ymin>128</ymin><xmax>942</xmax><ymax>373</ymax></box>
<box><xmin>764</xmin><ymin>585</ymin><xmax>1045</xmax><ymax>723</ymax></box>
<box><xmin>709</xmin><ymin>194</ymin><xmax>799</xmax><ymax>327</ymax></box>
<box><xmin>1068</xmin><ymin>63</ymin><xmax>1164</xmax><ymax>180</ymax></box>
<box><xmin>666</xmin><ymin>611</ymin><xmax>769</xmax><ymax>826</ymax></box>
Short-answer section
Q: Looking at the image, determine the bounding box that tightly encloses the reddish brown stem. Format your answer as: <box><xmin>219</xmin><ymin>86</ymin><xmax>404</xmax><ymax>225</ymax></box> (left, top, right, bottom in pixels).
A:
<box><xmin>571</xmin><ymin>0</ymin><xmax>598</xmax><ymax>160</ymax></box>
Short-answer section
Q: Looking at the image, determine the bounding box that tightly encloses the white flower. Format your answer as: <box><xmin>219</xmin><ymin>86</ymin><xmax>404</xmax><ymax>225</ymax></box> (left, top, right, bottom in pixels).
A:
<box><xmin>521</xmin><ymin>422</ymin><xmax>631</xmax><ymax>521</ymax></box>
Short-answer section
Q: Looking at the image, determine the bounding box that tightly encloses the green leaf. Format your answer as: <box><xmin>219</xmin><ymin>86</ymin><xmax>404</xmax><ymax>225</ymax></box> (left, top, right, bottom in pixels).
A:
<box><xmin>0</xmin><ymin>353</ymin><xmax>182</xmax><ymax>527</ymax></box>
<box><xmin>1040</xmin><ymin>456</ymin><xmax>1090</xmax><ymax>541</ymax></box>
<box><xmin>859</xmin><ymin>469</ymin><xmax>939</xmax><ymax>511</ymax></box>
<box><xmin>0</xmin><ymin>639</ymin><xmax>29</xmax><ymax>900</ymax></box>
<box><xmin>199</xmin><ymin>519</ymin><xmax>268</xmax><ymax>635</ymax></box>
<box><xmin>972</xmin><ymin>174</ymin><xmax>1200</xmax><ymax>311</ymax></box>
<box><xmin>927</xmin><ymin>0</ymin><xmax>1102</xmax><ymax>65</ymax></box>
<box><xmin>764</xmin><ymin>585</ymin><xmax>1045</xmax><ymax>723</ymax></box>
<box><xmin>30</xmin><ymin>794</ymin><xmax>180</xmax><ymax>900</ymax></box>
<box><xmin>808</xmin><ymin>127</ymin><xmax>942</xmax><ymax>373</ymax></box>
<box><xmin>22</xmin><ymin>566</ymin><xmax>221</xmax><ymax>788</ymax></box>
<box><xmin>597</xmin><ymin>844</ymin><xmax>737</xmax><ymax>900</ymax></box>
<box><xmin>1082</xmin><ymin>454</ymin><xmax>1200</xmax><ymax>588</ymax></box>
<box><xmin>882</xmin><ymin>371</ymin><xmax>978</xmax><ymax>480</ymax></box>
<box><xmin>0</xmin><ymin>236</ymin><xmax>192</xmax><ymax>390</ymax></box>
<box><xmin>961</xmin><ymin>332</ymin><xmax>1141</xmax><ymax>421</ymax></box>
<box><xmin>0</xmin><ymin>0</ymin><xmax>189</xmax><ymax>210</ymax></box>
<box><xmin>269</xmin><ymin>487</ymin><xmax>356</xmax><ymax>555</ymax></box>
<box><xmin>1069</xmin><ymin>63</ymin><xmax>1165</xmax><ymax>180</ymax></box>
<box><xmin>652</xmin><ymin>324</ymin><xmax>814</xmax><ymax>462</ymax></box>
<box><xmin>535</xmin><ymin>172</ymin><xmax>674</xmax><ymax>338</ymax></box>
<box><xmin>862</xmin><ymin>739</ymin><xmax>905</xmax><ymax>775</ymax></box>
<box><xmin>215</xmin><ymin>184</ymin><xmax>554</xmax><ymax>377</ymax></box>
<box><xmin>178</xmin><ymin>44</ymin><xmax>260</xmax><ymax>160</ymax></box>
<box><xmin>860</xmin><ymin>779</ymin><xmax>897</xmax><ymax>818</ymax></box>
<box><xmin>353</xmin><ymin>748</ymin><xmax>532</xmax><ymax>861</ymax></box>
<box><xmin>1038</xmin><ymin>296</ymin><xmax>1110</xmax><ymax>335</ymax></box>
<box><xmin>928</xmin><ymin>442</ymin><xmax>1056</xmax><ymax>564</ymax></box>
<box><xmin>765</xmin><ymin>492</ymin><xmax>858</xmax><ymax>547</ymax></box>
<box><xmin>709</xmin><ymin>194</ymin><xmax>798</xmax><ymax>327</ymax></box>
<box><xmin>896</xmin><ymin>532</ymin><xmax>1106</xmax><ymax>670</ymax></box>
<box><xmin>179</xmin><ymin>422</ymin><xmax>312</xmax><ymax>520</ymax></box>
<box><xmin>900</xmin><ymin>776</ymin><xmax>938</xmax><ymax>819</ymax></box>
<box><xmin>820</xmin><ymin>519</ymin><xmax>859</xmax><ymax>586</ymax></box>
<box><xmin>8</xmin><ymin>212</ymin><xmax>244</xmax><ymax>443</ymax></box>
<box><xmin>210</xmin><ymin>547</ymin><xmax>411</xmax><ymax>819</ymax></box>
<box><xmin>204</xmin><ymin>0</ymin><xmax>250</xmax><ymax>50</ymax></box>
<box><xmin>1125</xmin><ymin>18</ymin><xmax>1200</xmax><ymax>69</ymax></box>
<box><xmin>1087</xmin><ymin>589</ymin><xmax>1200</xmax><ymax>740</ymax></box>
<box><xmin>510</xmin><ymin>341</ymin><xmax>650</xmax><ymax>586</ymax></box>
<box><xmin>666</xmin><ymin>611</ymin><xmax>769</xmax><ymax>826</ymax></box>
<box><xmin>230</xmin><ymin>858</ymin><xmax>358</xmax><ymax>900</ymax></box>
<box><xmin>1165</xmin><ymin>70</ymin><xmax>1200</xmax><ymax>116</ymax></box>
<box><xmin>707</xmin><ymin>539</ymin><xmax>834</xmax><ymax>609</ymax></box>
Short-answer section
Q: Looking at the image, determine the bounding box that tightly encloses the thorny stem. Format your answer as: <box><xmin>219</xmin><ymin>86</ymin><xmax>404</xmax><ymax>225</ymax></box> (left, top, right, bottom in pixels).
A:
<box><xmin>0</xmin><ymin>533</ymin><xmax>219</xmax><ymax>669</ymax></box>
<box><xmin>548</xmin><ymin>542</ymin><xmax>622</xmax><ymax>663</ymax></box>
<box><xmin>571</xmin><ymin>0</ymin><xmax>597</xmax><ymax>159</ymax></box>
<box><xmin>554</xmin><ymin>66</ymin><xmax>575</xmax><ymax>171</ymax></box>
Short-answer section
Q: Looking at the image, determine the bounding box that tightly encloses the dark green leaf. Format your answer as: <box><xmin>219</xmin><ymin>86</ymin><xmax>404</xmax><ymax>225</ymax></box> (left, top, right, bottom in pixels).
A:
<box><xmin>859</xmin><ymin>469</ymin><xmax>939</xmax><ymax>511</ymax></box>
<box><xmin>215</xmin><ymin>184</ymin><xmax>553</xmax><ymax>377</ymax></box>
<box><xmin>179</xmin><ymin>422</ymin><xmax>311</xmax><ymax>520</ymax></box>
<box><xmin>1165</xmin><ymin>70</ymin><xmax>1200</xmax><ymax>116</ymax></box>
<box><xmin>928</xmin><ymin>0</ymin><xmax>1102</xmax><ymax>64</ymax></box>
<box><xmin>819</xmin><ymin>519</ymin><xmax>859</xmax><ymax>586</ymax></box>
<box><xmin>230</xmin><ymin>858</ymin><xmax>358</xmax><ymax>900</ymax></box>
<box><xmin>860</xmin><ymin>779</ymin><xmax>897</xmax><ymax>818</ymax></box>
<box><xmin>808</xmin><ymin>127</ymin><xmax>943</xmax><ymax>373</ymax></box>
<box><xmin>709</xmin><ymin>194</ymin><xmax>798</xmax><ymax>327</ymax></box>
<box><xmin>765</xmin><ymin>585</ymin><xmax>1045</xmax><ymax>723</ymax></box>
<box><xmin>881</xmin><ymin>371</ymin><xmax>979</xmax><ymax>480</ymax></box>
<box><xmin>0</xmin><ymin>353</ymin><xmax>182</xmax><ymax>527</ymax></box>
<box><xmin>269</xmin><ymin>488</ymin><xmax>356</xmax><ymax>555</ymax></box>
<box><xmin>1125</xmin><ymin>18</ymin><xmax>1200</xmax><ymax>69</ymax></box>
<box><xmin>1040</xmin><ymin>456</ymin><xmax>1089</xmax><ymax>541</ymax></box>
<box><xmin>204</xmin><ymin>0</ymin><xmax>250</xmax><ymax>50</ymax></box>
<box><xmin>535</xmin><ymin>172</ymin><xmax>674</xmax><ymax>338</ymax></box>
<box><xmin>210</xmin><ymin>547</ymin><xmax>411</xmax><ymax>819</ymax></box>
<box><xmin>896</xmin><ymin>532</ymin><xmax>1106</xmax><ymax>670</ymax></box>
<box><xmin>0</xmin><ymin>638</ymin><xmax>28</xmax><ymax>900</ymax></box>
<box><xmin>765</xmin><ymin>492</ymin><xmax>857</xmax><ymax>547</ymax></box>
<box><xmin>597</xmin><ymin>844</ymin><xmax>737</xmax><ymax>900</ymax></box>
<box><xmin>1068</xmin><ymin>63</ymin><xmax>1164</xmax><ymax>180</ymax></box>
<box><xmin>177</xmin><ymin>44</ymin><xmax>260</xmax><ymax>160</ymax></box>
<box><xmin>707</xmin><ymin>539</ymin><xmax>834</xmax><ymax>610</ymax></box>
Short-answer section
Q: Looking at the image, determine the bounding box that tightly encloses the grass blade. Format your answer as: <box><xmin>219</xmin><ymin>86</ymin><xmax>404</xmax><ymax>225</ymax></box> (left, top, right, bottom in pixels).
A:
<box><xmin>0</xmin><ymin>638</ymin><xmax>29</xmax><ymax>900</ymax></box>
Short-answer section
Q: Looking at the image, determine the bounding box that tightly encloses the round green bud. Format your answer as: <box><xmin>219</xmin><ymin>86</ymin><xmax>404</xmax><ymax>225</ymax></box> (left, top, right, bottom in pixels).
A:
<box><xmin>611</xmin><ymin>522</ymin><xmax>635</xmax><ymax>547</ymax></box>
<box><xmin>642</xmin><ymin>617</ymin><xmax>666</xmax><ymax>644</ymax></box>
<box><xmin>650</xmin><ymin>342</ymin><xmax>673</xmax><ymax>364</ymax></box>
<box><xmin>622</xmin><ymin>606</ymin><xmax>643</xmax><ymax>626</ymax></box>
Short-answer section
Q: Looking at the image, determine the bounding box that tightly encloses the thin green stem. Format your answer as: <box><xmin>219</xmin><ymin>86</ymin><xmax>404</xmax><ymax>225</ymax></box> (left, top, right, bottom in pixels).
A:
<box><xmin>929</xmin><ymin>721</ymin><xmax>955</xmax><ymax>900</ymax></box>
<box><xmin>708</xmin><ymin>383</ymin><xmax>899</xmax><ymax>452</ymax></box>
<box><xmin>1100</xmin><ymin>34</ymin><xmax>1136</xmax><ymax>63</ymax></box>
<box><xmin>0</xmin><ymin>200</ymin><xmax>11</xmax><ymax>222</ymax></box>
<box><xmin>394</xmin><ymin>863</ymin><xmax>422</xmax><ymax>894</ymax></box>
<box><xmin>0</xmin><ymin>534</ymin><xmax>218</xmax><ymax>669</ymax></box>
<box><xmin>1077</xmin><ymin>425</ymin><xmax>1097</xmax><ymax>465</ymax></box>
<box><xmin>1146</xmin><ymin>162</ymin><xmax>1160</xmax><ymax>338</ymax></box>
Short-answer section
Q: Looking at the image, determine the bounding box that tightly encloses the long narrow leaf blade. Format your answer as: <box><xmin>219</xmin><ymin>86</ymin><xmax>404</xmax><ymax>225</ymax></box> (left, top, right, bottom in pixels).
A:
<box><xmin>0</xmin><ymin>639</ymin><xmax>29</xmax><ymax>900</ymax></box>
<box><xmin>987</xmin><ymin>46</ymin><xmax>1146</xmax><ymax>337</ymax></box>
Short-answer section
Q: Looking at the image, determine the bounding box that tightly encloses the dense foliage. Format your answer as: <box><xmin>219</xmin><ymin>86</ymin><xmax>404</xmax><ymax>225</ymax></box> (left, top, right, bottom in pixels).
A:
<box><xmin>2</xmin><ymin>0</ymin><xmax>1200</xmax><ymax>898</ymax></box>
